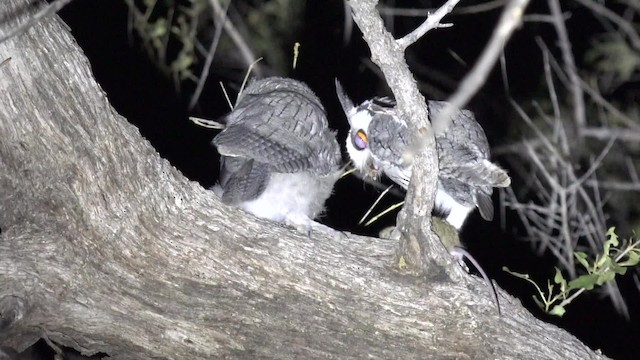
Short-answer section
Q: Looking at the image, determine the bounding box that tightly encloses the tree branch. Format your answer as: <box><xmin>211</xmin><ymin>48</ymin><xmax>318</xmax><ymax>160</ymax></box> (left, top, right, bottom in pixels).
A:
<box><xmin>396</xmin><ymin>0</ymin><xmax>461</xmax><ymax>49</ymax></box>
<box><xmin>0</xmin><ymin>0</ymin><xmax>74</xmax><ymax>44</ymax></box>
<box><xmin>0</xmin><ymin>0</ymin><xmax>610</xmax><ymax>358</ymax></box>
<box><xmin>347</xmin><ymin>0</ymin><xmax>460</xmax><ymax>279</ymax></box>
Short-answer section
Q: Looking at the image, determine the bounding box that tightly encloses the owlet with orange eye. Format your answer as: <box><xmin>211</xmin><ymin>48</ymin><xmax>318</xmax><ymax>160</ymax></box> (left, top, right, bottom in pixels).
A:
<box><xmin>335</xmin><ymin>79</ymin><xmax>510</xmax><ymax>230</ymax></box>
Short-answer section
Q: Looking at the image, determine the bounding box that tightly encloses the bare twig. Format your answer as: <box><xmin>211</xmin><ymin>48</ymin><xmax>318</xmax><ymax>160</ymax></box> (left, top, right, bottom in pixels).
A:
<box><xmin>396</xmin><ymin>0</ymin><xmax>461</xmax><ymax>49</ymax></box>
<box><xmin>188</xmin><ymin>0</ymin><xmax>230</xmax><ymax>110</ymax></box>
<box><xmin>0</xmin><ymin>0</ymin><xmax>75</xmax><ymax>44</ymax></box>
<box><xmin>547</xmin><ymin>0</ymin><xmax>587</xmax><ymax>132</ymax></box>
<box><xmin>342</xmin><ymin>0</ymin><xmax>354</xmax><ymax>45</ymax></box>
<box><xmin>210</xmin><ymin>0</ymin><xmax>259</xmax><ymax>76</ymax></box>
<box><xmin>359</xmin><ymin>185</ymin><xmax>395</xmax><ymax>225</ymax></box>
<box><xmin>581</xmin><ymin>127</ymin><xmax>640</xmax><ymax>142</ymax></box>
<box><xmin>585</xmin><ymin>180</ymin><xmax>640</xmax><ymax>191</ymax></box>
<box><xmin>538</xmin><ymin>38</ymin><xmax>640</xmax><ymax>131</ymax></box>
<box><xmin>379</xmin><ymin>0</ymin><xmax>508</xmax><ymax>17</ymax></box>
<box><xmin>573</xmin><ymin>0</ymin><xmax>640</xmax><ymax>51</ymax></box>
<box><xmin>433</xmin><ymin>0</ymin><xmax>531</xmax><ymax>135</ymax></box>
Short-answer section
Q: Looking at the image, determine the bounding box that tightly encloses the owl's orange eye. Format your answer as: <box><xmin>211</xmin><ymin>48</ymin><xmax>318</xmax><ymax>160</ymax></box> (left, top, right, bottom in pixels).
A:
<box><xmin>353</xmin><ymin>130</ymin><xmax>368</xmax><ymax>150</ymax></box>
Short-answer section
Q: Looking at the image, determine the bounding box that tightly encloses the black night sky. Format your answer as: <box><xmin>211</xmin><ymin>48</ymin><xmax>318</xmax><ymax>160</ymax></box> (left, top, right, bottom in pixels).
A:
<box><xmin>24</xmin><ymin>0</ymin><xmax>639</xmax><ymax>359</ymax></box>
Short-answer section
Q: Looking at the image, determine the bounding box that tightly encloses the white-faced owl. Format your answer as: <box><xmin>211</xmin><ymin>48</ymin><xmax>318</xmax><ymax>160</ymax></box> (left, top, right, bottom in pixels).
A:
<box><xmin>336</xmin><ymin>80</ymin><xmax>510</xmax><ymax>229</ymax></box>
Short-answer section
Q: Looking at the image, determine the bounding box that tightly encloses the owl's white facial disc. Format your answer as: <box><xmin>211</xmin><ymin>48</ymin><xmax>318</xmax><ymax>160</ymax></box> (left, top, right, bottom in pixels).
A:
<box><xmin>345</xmin><ymin>107</ymin><xmax>379</xmax><ymax>178</ymax></box>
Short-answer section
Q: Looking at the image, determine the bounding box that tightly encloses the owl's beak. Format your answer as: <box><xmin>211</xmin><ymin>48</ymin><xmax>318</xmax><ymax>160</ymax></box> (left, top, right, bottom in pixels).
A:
<box><xmin>366</xmin><ymin>159</ymin><xmax>380</xmax><ymax>176</ymax></box>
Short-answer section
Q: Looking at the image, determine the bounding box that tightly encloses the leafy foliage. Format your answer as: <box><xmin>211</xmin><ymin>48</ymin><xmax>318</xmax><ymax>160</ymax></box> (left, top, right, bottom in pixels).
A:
<box><xmin>504</xmin><ymin>227</ymin><xmax>640</xmax><ymax>316</ymax></box>
<box><xmin>123</xmin><ymin>0</ymin><xmax>206</xmax><ymax>88</ymax></box>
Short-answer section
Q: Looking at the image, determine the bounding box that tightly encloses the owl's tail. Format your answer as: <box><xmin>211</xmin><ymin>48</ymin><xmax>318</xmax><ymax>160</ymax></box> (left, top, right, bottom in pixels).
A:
<box><xmin>454</xmin><ymin>159</ymin><xmax>511</xmax><ymax>188</ymax></box>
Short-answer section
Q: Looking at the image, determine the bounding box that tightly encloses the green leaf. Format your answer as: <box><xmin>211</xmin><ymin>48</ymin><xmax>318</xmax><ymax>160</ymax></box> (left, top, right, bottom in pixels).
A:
<box><xmin>574</xmin><ymin>252</ymin><xmax>590</xmax><ymax>271</ymax></box>
<box><xmin>149</xmin><ymin>19</ymin><xmax>168</xmax><ymax>38</ymax></box>
<box><xmin>604</xmin><ymin>227</ymin><xmax>619</xmax><ymax>255</ymax></box>
<box><xmin>568</xmin><ymin>274</ymin><xmax>599</xmax><ymax>290</ymax></box>
<box><xmin>609</xmin><ymin>262</ymin><xmax>628</xmax><ymax>275</ymax></box>
<box><xmin>550</xmin><ymin>305</ymin><xmax>566</xmax><ymax>317</ymax></box>
<box><xmin>596</xmin><ymin>271</ymin><xmax>616</xmax><ymax>286</ymax></box>
<box><xmin>618</xmin><ymin>251</ymin><xmax>640</xmax><ymax>267</ymax></box>
<box><xmin>170</xmin><ymin>52</ymin><xmax>194</xmax><ymax>73</ymax></box>
<box><xmin>595</xmin><ymin>254</ymin><xmax>612</xmax><ymax>270</ymax></box>
<box><xmin>553</xmin><ymin>267</ymin><xmax>567</xmax><ymax>293</ymax></box>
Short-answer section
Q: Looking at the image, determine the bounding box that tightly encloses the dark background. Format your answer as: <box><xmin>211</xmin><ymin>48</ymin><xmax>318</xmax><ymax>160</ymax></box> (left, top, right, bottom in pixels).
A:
<box><xmin>26</xmin><ymin>0</ymin><xmax>640</xmax><ymax>359</ymax></box>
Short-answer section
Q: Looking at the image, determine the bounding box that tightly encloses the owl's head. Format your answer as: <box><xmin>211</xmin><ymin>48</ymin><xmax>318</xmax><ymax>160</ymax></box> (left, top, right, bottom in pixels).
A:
<box><xmin>335</xmin><ymin>80</ymin><xmax>381</xmax><ymax>179</ymax></box>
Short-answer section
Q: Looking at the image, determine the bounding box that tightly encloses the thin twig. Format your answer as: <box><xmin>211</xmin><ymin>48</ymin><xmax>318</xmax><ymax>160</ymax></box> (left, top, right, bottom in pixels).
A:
<box><xmin>379</xmin><ymin>0</ymin><xmax>507</xmax><ymax>17</ymax></box>
<box><xmin>364</xmin><ymin>201</ymin><xmax>405</xmax><ymax>227</ymax></box>
<box><xmin>581</xmin><ymin>127</ymin><xmax>640</xmax><ymax>142</ymax></box>
<box><xmin>547</xmin><ymin>0</ymin><xmax>587</xmax><ymax>132</ymax></box>
<box><xmin>359</xmin><ymin>185</ymin><xmax>395</xmax><ymax>225</ymax></box>
<box><xmin>541</xmin><ymin>44</ymin><xmax>568</xmax><ymax>155</ymax></box>
<box><xmin>585</xmin><ymin>180</ymin><xmax>640</xmax><ymax>191</ymax></box>
<box><xmin>571</xmin><ymin>137</ymin><xmax>616</xmax><ymax>189</ymax></box>
<box><xmin>188</xmin><ymin>0</ymin><xmax>230</xmax><ymax>110</ymax></box>
<box><xmin>573</xmin><ymin>0</ymin><xmax>640</xmax><ymax>51</ymax></box>
<box><xmin>538</xmin><ymin>38</ymin><xmax>640</xmax><ymax>131</ymax></box>
<box><xmin>342</xmin><ymin>0</ymin><xmax>354</xmax><ymax>45</ymax></box>
<box><xmin>396</xmin><ymin>0</ymin><xmax>461</xmax><ymax>49</ymax></box>
<box><xmin>432</xmin><ymin>0</ymin><xmax>531</xmax><ymax>135</ymax></box>
<box><xmin>0</xmin><ymin>0</ymin><xmax>75</xmax><ymax>44</ymax></box>
<box><xmin>209</xmin><ymin>0</ymin><xmax>259</xmax><ymax>76</ymax></box>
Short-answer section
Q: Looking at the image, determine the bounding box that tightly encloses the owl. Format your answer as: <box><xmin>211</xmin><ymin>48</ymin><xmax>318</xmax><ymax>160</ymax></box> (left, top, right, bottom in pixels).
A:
<box><xmin>336</xmin><ymin>80</ymin><xmax>510</xmax><ymax>229</ymax></box>
<box><xmin>212</xmin><ymin>77</ymin><xmax>342</xmax><ymax>232</ymax></box>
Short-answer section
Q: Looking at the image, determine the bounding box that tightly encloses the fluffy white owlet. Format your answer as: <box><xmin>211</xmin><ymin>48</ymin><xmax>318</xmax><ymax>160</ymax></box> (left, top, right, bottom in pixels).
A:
<box><xmin>336</xmin><ymin>80</ymin><xmax>510</xmax><ymax>229</ymax></box>
<box><xmin>213</xmin><ymin>77</ymin><xmax>342</xmax><ymax>232</ymax></box>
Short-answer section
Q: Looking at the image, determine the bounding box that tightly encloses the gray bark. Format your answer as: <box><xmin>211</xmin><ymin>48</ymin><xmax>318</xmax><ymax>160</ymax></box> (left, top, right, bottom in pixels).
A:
<box><xmin>0</xmin><ymin>0</ymin><xmax>606</xmax><ymax>359</ymax></box>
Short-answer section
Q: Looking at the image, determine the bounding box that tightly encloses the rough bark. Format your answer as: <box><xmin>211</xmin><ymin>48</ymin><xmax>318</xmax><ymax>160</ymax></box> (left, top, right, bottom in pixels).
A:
<box><xmin>349</xmin><ymin>0</ymin><xmax>452</xmax><ymax>279</ymax></box>
<box><xmin>0</xmin><ymin>0</ymin><xmax>607</xmax><ymax>359</ymax></box>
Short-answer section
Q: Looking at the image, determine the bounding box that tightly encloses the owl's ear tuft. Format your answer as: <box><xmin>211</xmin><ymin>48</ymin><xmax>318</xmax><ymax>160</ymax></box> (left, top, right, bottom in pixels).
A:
<box><xmin>335</xmin><ymin>79</ymin><xmax>355</xmax><ymax>121</ymax></box>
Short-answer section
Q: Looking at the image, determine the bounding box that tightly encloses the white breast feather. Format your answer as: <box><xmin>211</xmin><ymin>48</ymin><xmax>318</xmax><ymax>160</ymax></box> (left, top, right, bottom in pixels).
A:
<box><xmin>238</xmin><ymin>171</ymin><xmax>338</xmax><ymax>222</ymax></box>
<box><xmin>435</xmin><ymin>186</ymin><xmax>474</xmax><ymax>229</ymax></box>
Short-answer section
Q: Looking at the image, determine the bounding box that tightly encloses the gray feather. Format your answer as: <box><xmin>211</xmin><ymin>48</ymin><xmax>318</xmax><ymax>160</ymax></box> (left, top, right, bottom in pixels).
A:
<box><xmin>212</xmin><ymin>77</ymin><xmax>342</xmax><ymax>230</ymax></box>
<box><xmin>218</xmin><ymin>158</ymin><xmax>270</xmax><ymax>204</ymax></box>
<box><xmin>475</xmin><ymin>192</ymin><xmax>494</xmax><ymax>221</ymax></box>
<box><xmin>338</xmin><ymin>85</ymin><xmax>510</xmax><ymax>229</ymax></box>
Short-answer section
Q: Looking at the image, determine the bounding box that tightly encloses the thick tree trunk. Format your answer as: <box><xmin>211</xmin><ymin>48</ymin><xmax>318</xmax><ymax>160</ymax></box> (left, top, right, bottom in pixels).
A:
<box><xmin>0</xmin><ymin>0</ymin><xmax>606</xmax><ymax>359</ymax></box>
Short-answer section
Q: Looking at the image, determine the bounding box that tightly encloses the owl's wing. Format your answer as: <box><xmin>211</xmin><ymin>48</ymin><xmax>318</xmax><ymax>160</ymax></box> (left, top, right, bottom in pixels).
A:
<box><xmin>437</xmin><ymin>141</ymin><xmax>510</xmax><ymax>188</ymax></box>
<box><xmin>217</xmin><ymin>156</ymin><xmax>270</xmax><ymax>204</ymax></box>
<box><xmin>213</xmin><ymin>122</ymin><xmax>321</xmax><ymax>174</ymax></box>
<box><xmin>367</xmin><ymin>111</ymin><xmax>414</xmax><ymax>188</ymax></box>
<box><xmin>215</xmin><ymin>79</ymin><xmax>341</xmax><ymax>176</ymax></box>
<box><xmin>368</xmin><ymin>112</ymin><xmax>410</xmax><ymax>166</ymax></box>
<box><xmin>475</xmin><ymin>191</ymin><xmax>494</xmax><ymax>221</ymax></box>
<box><xmin>429</xmin><ymin>101</ymin><xmax>510</xmax><ymax>188</ymax></box>
<box><xmin>428</xmin><ymin>101</ymin><xmax>490</xmax><ymax>155</ymax></box>
<box><xmin>440</xmin><ymin>177</ymin><xmax>495</xmax><ymax>221</ymax></box>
